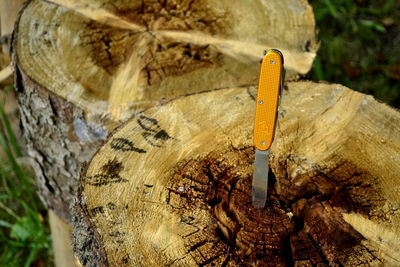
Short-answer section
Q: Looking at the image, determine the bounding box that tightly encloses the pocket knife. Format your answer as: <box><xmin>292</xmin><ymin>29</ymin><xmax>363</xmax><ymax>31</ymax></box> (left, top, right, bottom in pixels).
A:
<box><xmin>252</xmin><ymin>49</ymin><xmax>284</xmax><ymax>208</ymax></box>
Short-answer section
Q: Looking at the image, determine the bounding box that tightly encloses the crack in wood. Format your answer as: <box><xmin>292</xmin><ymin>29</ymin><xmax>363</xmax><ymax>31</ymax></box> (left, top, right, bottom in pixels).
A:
<box><xmin>80</xmin><ymin>0</ymin><xmax>226</xmax><ymax>84</ymax></box>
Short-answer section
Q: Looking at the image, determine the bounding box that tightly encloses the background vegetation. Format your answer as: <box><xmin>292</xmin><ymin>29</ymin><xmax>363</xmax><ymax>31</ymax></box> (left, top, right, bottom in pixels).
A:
<box><xmin>0</xmin><ymin>0</ymin><xmax>398</xmax><ymax>266</ymax></box>
<box><xmin>0</xmin><ymin>86</ymin><xmax>52</xmax><ymax>267</ymax></box>
<box><xmin>309</xmin><ymin>0</ymin><xmax>400</xmax><ymax>108</ymax></box>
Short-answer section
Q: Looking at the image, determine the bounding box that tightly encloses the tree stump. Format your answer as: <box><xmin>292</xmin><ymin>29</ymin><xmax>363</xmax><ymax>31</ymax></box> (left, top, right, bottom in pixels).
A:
<box><xmin>74</xmin><ymin>81</ymin><xmax>400</xmax><ymax>266</ymax></box>
<box><xmin>13</xmin><ymin>0</ymin><xmax>317</xmax><ymax>222</ymax></box>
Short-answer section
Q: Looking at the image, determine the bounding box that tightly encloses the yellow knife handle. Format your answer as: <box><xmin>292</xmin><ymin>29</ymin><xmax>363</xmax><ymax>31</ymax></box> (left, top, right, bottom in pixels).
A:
<box><xmin>253</xmin><ymin>49</ymin><xmax>283</xmax><ymax>150</ymax></box>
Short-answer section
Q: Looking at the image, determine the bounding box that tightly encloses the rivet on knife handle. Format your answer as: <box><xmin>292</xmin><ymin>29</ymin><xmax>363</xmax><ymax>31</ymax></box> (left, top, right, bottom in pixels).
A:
<box><xmin>252</xmin><ymin>49</ymin><xmax>284</xmax><ymax>208</ymax></box>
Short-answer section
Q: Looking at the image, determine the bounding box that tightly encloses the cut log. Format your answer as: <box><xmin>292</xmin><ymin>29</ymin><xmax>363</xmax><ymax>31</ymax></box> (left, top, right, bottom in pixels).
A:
<box><xmin>74</xmin><ymin>81</ymin><xmax>400</xmax><ymax>266</ymax></box>
<box><xmin>13</xmin><ymin>0</ymin><xmax>317</xmax><ymax>222</ymax></box>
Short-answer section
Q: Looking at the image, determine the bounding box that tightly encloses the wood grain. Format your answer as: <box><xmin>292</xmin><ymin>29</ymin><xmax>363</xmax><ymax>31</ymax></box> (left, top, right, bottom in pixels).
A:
<box><xmin>74</xmin><ymin>81</ymin><xmax>400</xmax><ymax>266</ymax></box>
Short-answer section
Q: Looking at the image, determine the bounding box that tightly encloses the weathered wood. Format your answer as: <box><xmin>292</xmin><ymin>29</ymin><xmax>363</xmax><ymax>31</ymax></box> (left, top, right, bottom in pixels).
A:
<box><xmin>0</xmin><ymin>0</ymin><xmax>24</xmax><ymax>36</ymax></box>
<box><xmin>74</xmin><ymin>81</ymin><xmax>400</xmax><ymax>266</ymax></box>
<box><xmin>0</xmin><ymin>0</ymin><xmax>24</xmax><ymax>83</ymax></box>
<box><xmin>48</xmin><ymin>210</ymin><xmax>78</xmax><ymax>267</ymax></box>
<box><xmin>0</xmin><ymin>65</ymin><xmax>12</xmax><ymax>84</ymax></box>
<box><xmin>13</xmin><ymin>0</ymin><xmax>317</xmax><ymax>222</ymax></box>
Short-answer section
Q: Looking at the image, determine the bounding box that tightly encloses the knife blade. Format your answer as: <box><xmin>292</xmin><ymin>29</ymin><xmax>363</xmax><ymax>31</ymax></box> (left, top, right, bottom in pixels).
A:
<box><xmin>252</xmin><ymin>49</ymin><xmax>284</xmax><ymax>208</ymax></box>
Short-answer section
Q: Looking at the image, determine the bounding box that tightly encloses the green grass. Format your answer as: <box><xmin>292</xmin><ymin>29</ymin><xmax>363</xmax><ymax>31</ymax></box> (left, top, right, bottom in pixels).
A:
<box><xmin>0</xmin><ymin>89</ymin><xmax>53</xmax><ymax>267</ymax></box>
<box><xmin>308</xmin><ymin>0</ymin><xmax>400</xmax><ymax>108</ymax></box>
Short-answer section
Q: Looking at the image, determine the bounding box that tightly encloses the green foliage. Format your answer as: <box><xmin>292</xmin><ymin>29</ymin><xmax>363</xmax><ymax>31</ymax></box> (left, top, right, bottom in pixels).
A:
<box><xmin>0</xmin><ymin>96</ymin><xmax>52</xmax><ymax>267</ymax></box>
<box><xmin>309</xmin><ymin>0</ymin><xmax>400</xmax><ymax>108</ymax></box>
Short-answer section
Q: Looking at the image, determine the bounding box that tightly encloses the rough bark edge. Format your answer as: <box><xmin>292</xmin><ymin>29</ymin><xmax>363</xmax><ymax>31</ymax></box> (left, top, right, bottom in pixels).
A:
<box><xmin>13</xmin><ymin>61</ymin><xmax>92</xmax><ymax>221</ymax></box>
<box><xmin>11</xmin><ymin>2</ymin><xmax>106</xmax><ymax>221</ymax></box>
<box><xmin>72</xmin><ymin>161</ymin><xmax>109</xmax><ymax>267</ymax></box>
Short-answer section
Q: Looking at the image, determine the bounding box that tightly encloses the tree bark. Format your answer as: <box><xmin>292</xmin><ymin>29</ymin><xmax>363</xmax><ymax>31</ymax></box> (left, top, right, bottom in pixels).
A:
<box><xmin>13</xmin><ymin>0</ymin><xmax>317</xmax><ymax>223</ymax></box>
<box><xmin>74</xmin><ymin>81</ymin><xmax>400</xmax><ymax>266</ymax></box>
